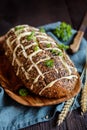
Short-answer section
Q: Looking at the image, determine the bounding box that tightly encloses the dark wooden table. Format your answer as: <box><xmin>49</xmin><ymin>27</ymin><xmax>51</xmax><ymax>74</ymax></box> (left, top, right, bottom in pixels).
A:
<box><xmin>0</xmin><ymin>0</ymin><xmax>87</xmax><ymax>129</ymax></box>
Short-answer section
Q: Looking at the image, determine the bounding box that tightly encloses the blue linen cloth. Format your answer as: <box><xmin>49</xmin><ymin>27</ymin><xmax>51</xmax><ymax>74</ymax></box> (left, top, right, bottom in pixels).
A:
<box><xmin>0</xmin><ymin>22</ymin><xmax>87</xmax><ymax>130</ymax></box>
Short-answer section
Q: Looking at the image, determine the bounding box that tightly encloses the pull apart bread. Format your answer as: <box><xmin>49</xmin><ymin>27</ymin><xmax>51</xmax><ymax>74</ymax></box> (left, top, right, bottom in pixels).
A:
<box><xmin>3</xmin><ymin>25</ymin><xmax>80</xmax><ymax>99</ymax></box>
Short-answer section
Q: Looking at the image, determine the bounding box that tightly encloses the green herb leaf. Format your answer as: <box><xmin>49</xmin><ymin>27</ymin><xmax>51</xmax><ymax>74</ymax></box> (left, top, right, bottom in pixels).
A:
<box><xmin>39</xmin><ymin>27</ymin><xmax>46</xmax><ymax>33</ymax></box>
<box><xmin>19</xmin><ymin>88</ymin><xmax>29</xmax><ymax>96</ymax></box>
<box><xmin>15</xmin><ymin>26</ymin><xmax>25</xmax><ymax>31</ymax></box>
<box><xmin>46</xmin><ymin>43</ymin><xmax>51</xmax><ymax>48</ymax></box>
<box><xmin>45</xmin><ymin>59</ymin><xmax>54</xmax><ymax>67</ymax></box>
<box><xmin>57</xmin><ymin>43</ymin><xmax>69</xmax><ymax>50</ymax></box>
<box><xmin>53</xmin><ymin>22</ymin><xmax>72</xmax><ymax>41</ymax></box>
<box><xmin>51</xmin><ymin>49</ymin><xmax>58</xmax><ymax>54</ymax></box>
<box><xmin>51</xmin><ymin>49</ymin><xmax>63</xmax><ymax>56</ymax></box>
<box><xmin>57</xmin><ymin>51</ymin><xmax>63</xmax><ymax>56</ymax></box>
<box><xmin>27</xmin><ymin>31</ymin><xmax>36</xmax><ymax>41</ymax></box>
<box><xmin>34</xmin><ymin>45</ymin><xmax>40</xmax><ymax>51</ymax></box>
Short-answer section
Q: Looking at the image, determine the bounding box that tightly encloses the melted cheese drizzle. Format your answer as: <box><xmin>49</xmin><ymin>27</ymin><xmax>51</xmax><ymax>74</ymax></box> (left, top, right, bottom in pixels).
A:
<box><xmin>6</xmin><ymin>30</ymin><xmax>32</xmax><ymax>80</ymax></box>
<box><xmin>6</xmin><ymin>36</ymin><xmax>13</xmax><ymax>51</ymax></box>
<box><xmin>16</xmin><ymin>66</ymin><xmax>20</xmax><ymax>76</ymax></box>
<box><xmin>53</xmin><ymin>66</ymin><xmax>58</xmax><ymax>73</ymax></box>
<box><xmin>36</xmin><ymin>35</ymin><xmax>56</xmax><ymax>41</ymax></box>
<box><xmin>10</xmin><ymin>39</ymin><xmax>16</xmax><ymax>46</ymax></box>
<box><xmin>36</xmin><ymin>35</ymin><xmax>49</xmax><ymax>39</ymax></box>
<box><xmin>6</xmin><ymin>25</ymin><xmax>78</xmax><ymax>93</ymax></box>
<box><xmin>27</xmin><ymin>49</ymin><xmax>44</xmax><ymax>78</ymax></box>
<box><xmin>39</xmin><ymin>75</ymin><xmax>78</xmax><ymax>95</ymax></box>
<box><xmin>12</xmin><ymin>44</ymin><xmax>20</xmax><ymax>65</ymax></box>
<box><xmin>30</xmin><ymin>75</ymin><xmax>40</xmax><ymax>89</ymax></box>
<box><xmin>25</xmin><ymin>42</ymin><xmax>37</xmax><ymax>50</ymax></box>
<box><xmin>16</xmin><ymin>58</ymin><xmax>22</xmax><ymax>76</ymax></box>
<box><xmin>59</xmin><ymin>57</ymin><xmax>72</xmax><ymax>75</ymax></box>
<box><xmin>17</xmin><ymin>32</ymin><xmax>31</xmax><ymax>40</ymax></box>
<box><xmin>36</xmin><ymin>56</ymin><xmax>50</xmax><ymax>64</ymax></box>
<box><xmin>21</xmin><ymin>67</ymin><xmax>29</xmax><ymax>79</ymax></box>
<box><xmin>12</xmin><ymin>43</ymin><xmax>29</xmax><ymax>79</ymax></box>
<box><xmin>39</xmin><ymin>40</ymin><xmax>56</xmax><ymax>44</ymax></box>
<box><xmin>45</xmin><ymin>47</ymin><xmax>61</xmax><ymax>52</ymax></box>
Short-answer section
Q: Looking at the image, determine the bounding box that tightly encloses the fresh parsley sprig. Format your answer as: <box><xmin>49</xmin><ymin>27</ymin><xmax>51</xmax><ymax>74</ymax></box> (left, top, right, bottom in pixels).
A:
<box><xmin>27</xmin><ymin>31</ymin><xmax>36</xmax><ymax>41</ymax></box>
<box><xmin>53</xmin><ymin>22</ymin><xmax>72</xmax><ymax>41</ymax></box>
<box><xmin>19</xmin><ymin>88</ymin><xmax>29</xmax><ymax>96</ymax></box>
<box><xmin>15</xmin><ymin>26</ymin><xmax>25</xmax><ymax>31</ymax></box>
<box><xmin>45</xmin><ymin>59</ymin><xmax>54</xmax><ymax>67</ymax></box>
<box><xmin>51</xmin><ymin>49</ymin><xmax>63</xmax><ymax>56</ymax></box>
<box><xmin>57</xmin><ymin>43</ymin><xmax>69</xmax><ymax>50</ymax></box>
<box><xmin>33</xmin><ymin>45</ymin><xmax>40</xmax><ymax>51</ymax></box>
<box><xmin>46</xmin><ymin>43</ymin><xmax>51</xmax><ymax>48</ymax></box>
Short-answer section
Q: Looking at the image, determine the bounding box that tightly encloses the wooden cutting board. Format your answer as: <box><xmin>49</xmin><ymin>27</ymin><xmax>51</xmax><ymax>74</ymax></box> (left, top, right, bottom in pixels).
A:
<box><xmin>0</xmin><ymin>39</ymin><xmax>81</xmax><ymax>107</ymax></box>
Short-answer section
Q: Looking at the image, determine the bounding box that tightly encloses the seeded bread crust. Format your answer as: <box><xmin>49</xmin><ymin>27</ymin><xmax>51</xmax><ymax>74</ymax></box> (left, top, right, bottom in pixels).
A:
<box><xmin>3</xmin><ymin>25</ymin><xmax>79</xmax><ymax>98</ymax></box>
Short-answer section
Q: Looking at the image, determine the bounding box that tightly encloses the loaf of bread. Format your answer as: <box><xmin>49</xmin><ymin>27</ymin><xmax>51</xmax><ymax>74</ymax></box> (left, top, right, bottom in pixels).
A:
<box><xmin>3</xmin><ymin>25</ymin><xmax>79</xmax><ymax>98</ymax></box>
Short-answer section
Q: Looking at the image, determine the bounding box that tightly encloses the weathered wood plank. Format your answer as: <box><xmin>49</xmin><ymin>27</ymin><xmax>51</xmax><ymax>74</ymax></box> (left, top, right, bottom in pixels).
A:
<box><xmin>20</xmin><ymin>110</ymin><xmax>87</xmax><ymax>130</ymax></box>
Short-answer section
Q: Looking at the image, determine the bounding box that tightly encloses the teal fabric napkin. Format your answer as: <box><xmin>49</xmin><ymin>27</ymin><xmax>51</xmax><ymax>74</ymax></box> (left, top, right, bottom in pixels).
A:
<box><xmin>0</xmin><ymin>22</ymin><xmax>87</xmax><ymax>130</ymax></box>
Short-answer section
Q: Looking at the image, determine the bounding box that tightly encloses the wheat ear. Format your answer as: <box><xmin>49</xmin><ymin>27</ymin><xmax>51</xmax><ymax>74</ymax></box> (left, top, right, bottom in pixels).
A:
<box><xmin>57</xmin><ymin>97</ymin><xmax>74</xmax><ymax>126</ymax></box>
<box><xmin>81</xmin><ymin>48</ymin><xmax>87</xmax><ymax>114</ymax></box>
<box><xmin>81</xmin><ymin>71</ymin><xmax>87</xmax><ymax>114</ymax></box>
<box><xmin>81</xmin><ymin>81</ymin><xmax>87</xmax><ymax>114</ymax></box>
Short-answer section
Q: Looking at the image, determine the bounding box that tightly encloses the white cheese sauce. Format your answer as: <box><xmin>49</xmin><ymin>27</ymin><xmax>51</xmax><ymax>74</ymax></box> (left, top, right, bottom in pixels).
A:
<box><xmin>6</xmin><ymin>25</ymin><xmax>77</xmax><ymax>93</ymax></box>
<box><xmin>39</xmin><ymin>75</ymin><xmax>78</xmax><ymax>95</ymax></box>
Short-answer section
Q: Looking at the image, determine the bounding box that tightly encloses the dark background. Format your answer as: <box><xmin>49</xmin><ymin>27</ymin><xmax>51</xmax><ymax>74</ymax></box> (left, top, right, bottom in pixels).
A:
<box><xmin>0</xmin><ymin>0</ymin><xmax>87</xmax><ymax>34</ymax></box>
<box><xmin>0</xmin><ymin>0</ymin><xmax>87</xmax><ymax>130</ymax></box>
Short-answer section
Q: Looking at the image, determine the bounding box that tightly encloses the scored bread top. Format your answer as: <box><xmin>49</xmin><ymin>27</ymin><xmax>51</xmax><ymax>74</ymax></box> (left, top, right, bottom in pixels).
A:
<box><xmin>4</xmin><ymin>25</ymin><xmax>78</xmax><ymax>98</ymax></box>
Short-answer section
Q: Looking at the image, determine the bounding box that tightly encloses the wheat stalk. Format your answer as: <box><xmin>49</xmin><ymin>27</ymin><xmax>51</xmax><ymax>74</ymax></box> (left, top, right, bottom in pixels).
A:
<box><xmin>80</xmin><ymin>48</ymin><xmax>87</xmax><ymax>114</ymax></box>
<box><xmin>57</xmin><ymin>97</ymin><xmax>74</xmax><ymax>126</ymax></box>
<box><xmin>81</xmin><ymin>80</ymin><xmax>87</xmax><ymax>113</ymax></box>
<box><xmin>81</xmin><ymin>65</ymin><xmax>87</xmax><ymax>113</ymax></box>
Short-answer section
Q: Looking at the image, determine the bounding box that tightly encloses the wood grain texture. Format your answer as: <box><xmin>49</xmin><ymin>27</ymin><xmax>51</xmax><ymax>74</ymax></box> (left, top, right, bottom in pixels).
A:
<box><xmin>20</xmin><ymin>109</ymin><xmax>87</xmax><ymax>130</ymax></box>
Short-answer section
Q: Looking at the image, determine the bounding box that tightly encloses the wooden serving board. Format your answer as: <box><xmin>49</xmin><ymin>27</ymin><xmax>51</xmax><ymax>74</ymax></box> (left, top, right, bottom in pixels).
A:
<box><xmin>0</xmin><ymin>39</ymin><xmax>81</xmax><ymax>107</ymax></box>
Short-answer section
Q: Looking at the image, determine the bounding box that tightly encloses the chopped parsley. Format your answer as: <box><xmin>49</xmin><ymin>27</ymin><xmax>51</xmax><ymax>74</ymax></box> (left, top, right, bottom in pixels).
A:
<box><xmin>34</xmin><ymin>45</ymin><xmax>40</xmax><ymax>51</ymax></box>
<box><xmin>53</xmin><ymin>22</ymin><xmax>72</xmax><ymax>41</ymax></box>
<box><xmin>45</xmin><ymin>59</ymin><xmax>54</xmax><ymax>67</ymax></box>
<box><xmin>39</xmin><ymin>27</ymin><xmax>46</xmax><ymax>33</ymax></box>
<box><xmin>57</xmin><ymin>43</ymin><xmax>69</xmax><ymax>50</ymax></box>
<box><xmin>51</xmin><ymin>49</ymin><xmax>63</xmax><ymax>56</ymax></box>
<box><xmin>27</xmin><ymin>31</ymin><xmax>36</xmax><ymax>41</ymax></box>
<box><xmin>19</xmin><ymin>88</ymin><xmax>29</xmax><ymax>96</ymax></box>
<box><xmin>15</xmin><ymin>26</ymin><xmax>25</xmax><ymax>31</ymax></box>
<box><xmin>57</xmin><ymin>51</ymin><xmax>63</xmax><ymax>56</ymax></box>
<box><xmin>46</xmin><ymin>43</ymin><xmax>51</xmax><ymax>48</ymax></box>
